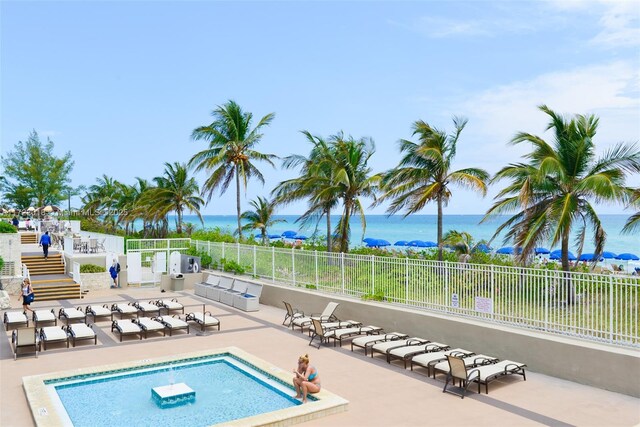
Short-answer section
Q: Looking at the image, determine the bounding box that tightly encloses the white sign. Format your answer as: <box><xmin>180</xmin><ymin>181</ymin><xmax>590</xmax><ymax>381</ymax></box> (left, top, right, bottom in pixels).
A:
<box><xmin>475</xmin><ymin>297</ymin><xmax>494</xmax><ymax>314</ymax></box>
<box><xmin>451</xmin><ymin>293</ymin><xmax>459</xmax><ymax>308</ymax></box>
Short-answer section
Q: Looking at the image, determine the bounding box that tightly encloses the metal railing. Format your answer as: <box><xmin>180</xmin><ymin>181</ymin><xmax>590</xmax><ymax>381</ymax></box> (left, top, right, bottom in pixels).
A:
<box><xmin>190</xmin><ymin>240</ymin><xmax>639</xmax><ymax>348</ymax></box>
<box><xmin>78</xmin><ymin>231</ymin><xmax>124</xmax><ymax>254</ymax></box>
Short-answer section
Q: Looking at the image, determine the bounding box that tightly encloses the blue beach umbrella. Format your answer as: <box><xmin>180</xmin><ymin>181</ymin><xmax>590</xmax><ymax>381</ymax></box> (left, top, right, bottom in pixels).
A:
<box><xmin>423</xmin><ymin>241</ymin><xmax>438</xmax><ymax>248</ymax></box>
<box><xmin>408</xmin><ymin>240</ymin><xmax>428</xmax><ymax>247</ymax></box>
<box><xmin>579</xmin><ymin>253</ymin><xmax>603</xmax><ymax>262</ymax></box>
<box><xmin>535</xmin><ymin>247</ymin><xmax>550</xmax><ymax>255</ymax></box>
<box><xmin>376</xmin><ymin>239</ymin><xmax>391</xmax><ymax>247</ymax></box>
<box><xmin>363</xmin><ymin>237</ymin><xmax>377</xmax><ymax>244</ymax></box>
<box><xmin>394</xmin><ymin>240</ymin><xmax>408</xmax><ymax>246</ymax></box>
<box><xmin>281</xmin><ymin>230</ymin><xmax>298</xmax><ymax>238</ymax></box>
<box><xmin>475</xmin><ymin>243</ymin><xmax>492</xmax><ymax>253</ymax></box>
<box><xmin>549</xmin><ymin>250</ymin><xmax>576</xmax><ymax>261</ymax></box>
<box><xmin>496</xmin><ymin>247</ymin><xmax>514</xmax><ymax>255</ymax></box>
<box><xmin>616</xmin><ymin>253</ymin><xmax>639</xmax><ymax>261</ymax></box>
<box><xmin>294</xmin><ymin>235</ymin><xmax>308</xmax><ymax>240</ymax></box>
<box><xmin>601</xmin><ymin>251</ymin><xmax>617</xmax><ymax>259</ymax></box>
<box><xmin>268</xmin><ymin>234</ymin><xmax>281</xmax><ymax>239</ymax></box>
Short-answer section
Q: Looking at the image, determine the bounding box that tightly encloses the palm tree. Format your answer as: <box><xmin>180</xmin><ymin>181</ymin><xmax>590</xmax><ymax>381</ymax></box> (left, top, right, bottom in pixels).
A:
<box><xmin>240</xmin><ymin>196</ymin><xmax>285</xmax><ymax>244</ymax></box>
<box><xmin>189</xmin><ymin>100</ymin><xmax>277</xmax><ymax>240</ymax></box>
<box><xmin>272</xmin><ymin>131</ymin><xmax>340</xmax><ymax>251</ymax></box>
<box><xmin>329</xmin><ymin>132</ymin><xmax>378</xmax><ymax>253</ymax></box>
<box><xmin>144</xmin><ymin>162</ymin><xmax>204</xmax><ymax>234</ymax></box>
<box><xmin>82</xmin><ymin>175</ymin><xmax>122</xmax><ymax>231</ymax></box>
<box><xmin>622</xmin><ymin>189</ymin><xmax>640</xmax><ymax>235</ymax></box>
<box><xmin>378</xmin><ymin>117</ymin><xmax>490</xmax><ymax>261</ymax></box>
<box><xmin>442</xmin><ymin>230</ymin><xmax>490</xmax><ymax>263</ymax></box>
<box><xmin>485</xmin><ymin>105</ymin><xmax>640</xmax><ymax>274</ymax></box>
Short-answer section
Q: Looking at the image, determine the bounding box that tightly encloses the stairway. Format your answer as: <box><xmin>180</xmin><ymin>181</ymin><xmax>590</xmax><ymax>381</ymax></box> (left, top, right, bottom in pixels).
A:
<box><xmin>21</xmin><ymin>253</ymin><xmax>65</xmax><ymax>275</ymax></box>
<box><xmin>31</xmin><ymin>277</ymin><xmax>81</xmax><ymax>301</ymax></box>
<box><xmin>21</xmin><ymin>232</ymin><xmax>37</xmax><ymax>244</ymax></box>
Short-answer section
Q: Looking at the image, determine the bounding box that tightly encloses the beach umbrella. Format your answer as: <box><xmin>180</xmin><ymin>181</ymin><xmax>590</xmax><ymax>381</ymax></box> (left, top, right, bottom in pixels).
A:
<box><xmin>475</xmin><ymin>243</ymin><xmax>491</xmax><ymax>253</ymax></box>
<box><xmin>267</xmin><ymin>234</ymin><xmax>281</xmax><ymax>239</ymax></box>
<box><xmin>549</xmin><ymin>250</ymin><xmax>576</xmax><ymax>261</ymax></box>
<box><xmin>281</xmin><ymin>230</ymin><xmax>298</xmax><ymax>238</ymax></box>
<box><xmin>294</xmin><ymin>235</ymin><xmax>308</xmax><ymax>240</ymax></box>
<box><xmin>394</xmin><ymin>240</ymin><xmax>408</xmax><ymax>246</ymax></box>
<box><xmin>601</xmin><ymin>251</ymin><xmax>617</xmax><ymax>259</ymax></box>
<box><xmin>579</xmin><ymin>253</ymin><xmax>602</xmax><ymax>262</ymax></box>
<box><xmin>376</xmin><ymin>239</ymin><xmax>391</xmax><ymax>247</ymax></box>
<box><xmin>496</xmin><ymin>247</ymin><xmax>514</xmax><ymax>255</ymax></box>
<box><xmin>535</xmin><ymin>247</ymin><xmax>550</xmax><ymax>255</ymax></box>
<box><xmin>26</xmin><ymin>206</ymin><xmax>36</xmax><ymax>212</ymax></box>
<box><xmin>408</xmin><ymin>240</ymin><xmax>428</xmax><ymax>247</ymax></box>
<box><xmin>42</xmin><ymin>205</ymin><xmax>61</xmax><ymax>213</ymax></box>
<box><xmin>423</xmin><ymin>241</ymin><xmax>437</xmax><ymax>247</ymax></box>
<box><xmin>363</xmin><ymin>237</ymin><xmax>377</xmax><ymax>244</ymax></box>
<box><xmin>615</xmin><ymin>253</ymin><xmax>639</xmax><ymax>261</ymax></box>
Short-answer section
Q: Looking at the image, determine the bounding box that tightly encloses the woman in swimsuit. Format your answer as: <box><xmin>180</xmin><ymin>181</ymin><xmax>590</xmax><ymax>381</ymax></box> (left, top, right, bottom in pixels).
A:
<box><xmin>292</xmin><ymin>353</ymin><xmax>320</xmax><ymax>403</ymax></box>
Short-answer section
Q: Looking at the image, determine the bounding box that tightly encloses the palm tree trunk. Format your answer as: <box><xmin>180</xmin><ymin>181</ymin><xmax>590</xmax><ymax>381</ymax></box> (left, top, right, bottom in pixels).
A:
<box><xmin>341</xmin><ymin>202</ymin><xmax>351</xmax><ymax>253</ymax></box>
<box><xmin>261</xmin><ymin>229</ymin><xmax>267</xmax><ymax>246</ymax></box>
<box><xmin>561</xmin><ymin>233</ymin><xmax>575</xmax><ymax>305</ymax></box>
<box><xmin>437</xmin><ymin>195</ymin><xmax>443</xmax><ymax>261</ymax></box>
<box><xmin>177</xmin><ymin>208</ymin><xmax>183</xmax><ymax>234</ymax></box>
<box><xmin>235</xmin><ymin>165</ymin><xmax>242</xmax><ymax>241</ymax></box>
<box><xmin>326</xmin><ymin>207</ymin><xmax>332</xmax><ymax>253</ymax></box>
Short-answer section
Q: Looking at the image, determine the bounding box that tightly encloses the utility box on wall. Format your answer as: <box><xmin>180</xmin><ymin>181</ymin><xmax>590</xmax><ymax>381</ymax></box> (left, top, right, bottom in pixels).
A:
<box><xmin>180</xmin><ymin>255</ymin><xmax>201</xmax><ymax>274</ymax></box>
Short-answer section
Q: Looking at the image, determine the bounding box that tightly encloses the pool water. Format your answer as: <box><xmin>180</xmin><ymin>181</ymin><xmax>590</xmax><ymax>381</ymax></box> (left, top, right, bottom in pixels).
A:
<box><xmin>50</xmin><ymin>356</ymin><xmax>300</xmax><ymax>427</ymax></box>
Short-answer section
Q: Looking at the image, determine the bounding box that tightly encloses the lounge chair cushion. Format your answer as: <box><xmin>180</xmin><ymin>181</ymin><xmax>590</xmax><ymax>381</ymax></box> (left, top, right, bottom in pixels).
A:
<box><xmin>433</xmin><ymin>354</ymin><xmax>498</xmax><ymax>373</ymax></box>
<box><xmin>33</xmin><ymin>310</ymin><xmax>56</xmax><ymax>322</ymax></box>
<box><xmin>352</xmin><ymin>332</ymin><xmax>407</xmax><ymax>348</ymax></box>
<box><xmin>136</xmin><ymin>318</ymin><xmax>165</xmax><ymax>331</ymax></box>
<box><xmin>388</xmin><ymin>342</ymin><xmax>449</xmax><ymax>358</ymax></box>
<box><xmin>114</xmin><ymin>304</ymin><xmax>138</xmax><ymax>314</ymax></box>
<box><xmin>61</xmin><ymin>308</ymin><xmax>85</xmax><ymax>319</ymax></box>
<box><xmin>188</xmin><ymin>312</ymin><xmax>220</xmax><ymax>326</ymax></box>
<box><xmin>474</xmin><ymin>360</ymin><xmax>526</xmax><ymax>381</ymax></box>
<box><xmin>411</xmin><ymin>348</ymin><xmax>474</xmax><ymax>367</ymax></box>
<box><xmin>136</xmin><ymin>303</ymin><xmax>159</xmax><ymax>312</ymax></box>
<box><xmin>88</xmin><ymin>306</ymin><xmax>112</xmax><ymax>317</ymax></box>
<box><xmin>41</xmin><ymin>327</ymin><xmax>68</xmax><ymax>341</ymax></box>
<box><xmin>328</xmin><ymin>325</ymin><xmax>382</xmax><ymax>339</ymax></box>
<box><xmin>158</xmin><ymin>300</ymin><xmax>183</xmax><ymax>310</ymax></box>
<box><xmin>68</xmin><ymin>324</ymin><xmax>95</xmax><ymax>338</ymax></box>
<box><xmin>114</xmin><ymin>320</ymin><xmax>141</xmax><ymax>333</ymax></box>
<box><xmin>157</xmin><ymin>316</ymin><xmax>188</xmax><ymax>328</ymax></box>
<box><xmin>5</xmin><ymin>311</ymin><xmax>29</xmax><ymax>324</ymax></box>
<box><xmin>371</xmin><ymin>338</ymin><xmax>428</xmax><ymax>354</ymax></box>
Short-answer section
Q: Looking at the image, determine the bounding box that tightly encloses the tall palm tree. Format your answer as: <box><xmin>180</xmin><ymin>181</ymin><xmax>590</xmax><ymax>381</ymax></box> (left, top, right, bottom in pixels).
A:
<box><xmin>484</xmin><ymin>105</ymin><xmax>640</xmax><ymax>273</ymax></box>
<box><xmin>329</xmin><ymin>132</ymin><xmax>378</xmax><ymax>253</ymax></box>
<box><xmin>82</xmin><ymin>175</ymin><xmax>122</xmax><ymax>231</ymax></box>
<box><xmin>622</xmin><ymin>188</ymin><xmax>640</xmax><ymax>235</ymax></box>
<box><xmin>189</xmin><ymin>100</ymin><xmax>277</xmax><ymax>240</ymax></box>
<box><xmin>378</xmin><ymin>117</ymin><xmax>489</xmax><ymax>261</ymax></box>
<box><xmin>144</xmin><ymin>162</ymin><xmax>204</xmax><ymax>234</ymax></box>
<box><xmin>272</xmin><ymin>131</ymin><xmax>339</xmax><ymax>251</ymax></box>
<box><xmin>240</xmin><ymin>196</ymin><xmax>285</xmax><ymax>244</ymax></box>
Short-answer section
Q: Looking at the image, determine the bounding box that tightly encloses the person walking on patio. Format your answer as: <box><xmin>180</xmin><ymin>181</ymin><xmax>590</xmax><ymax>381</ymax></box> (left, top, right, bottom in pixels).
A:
<box><xmin>18</xmin><ymin>278</ymin><xmax>34</xmax><ymax>313</ymax></box>
<box><xmin>39</xmin><ymin>231</ymin><xmax>51</xmax><ymax>260</ymax></box>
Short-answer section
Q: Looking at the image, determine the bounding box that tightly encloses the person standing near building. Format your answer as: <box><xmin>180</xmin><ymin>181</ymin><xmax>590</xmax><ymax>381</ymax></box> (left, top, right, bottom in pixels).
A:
<box><xmin>109</xmin><ymin>260</ymin><xmax>120</xmax><ymax>288</ymax></box>
<box><xmin>39</xmin><ymin>231</ymin><xmax>51</xmax><ymax>260</ymax></box>
<box><xmin>11</xmin><ymin>216</ymin><xmax>19</xmax><ymax>228</ymax></box>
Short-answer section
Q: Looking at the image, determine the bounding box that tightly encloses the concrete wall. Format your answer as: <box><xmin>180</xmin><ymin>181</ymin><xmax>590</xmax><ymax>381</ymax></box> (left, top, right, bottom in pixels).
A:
<box><xmin>80</xmin><ymin>272</ymin><xmax>112</xmax><ymax>291</ymax></box>
<box><xmin>0</xmin><ymin>234</ymin><xmax>21</xmax><ymax>276</ymax></box>
<box><xmin>259</xmin><ymin>280</ymin><xmax>640</xmax><ymax>397</ymax></box>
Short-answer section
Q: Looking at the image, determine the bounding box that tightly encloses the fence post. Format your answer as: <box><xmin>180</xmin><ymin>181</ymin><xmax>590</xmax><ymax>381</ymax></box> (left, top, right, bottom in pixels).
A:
<box><xmin>315</xmin><ymin>250</ymin><xmax>319</xmax><ymax>287</ymax></box>
<box><xmin>272</xmin><ymin>246</ymin><xmax>275</xmax><ymax>282</ymax></box>
<box><xmin>253</xmin><ymin>246</ymin><xmax>257</xmax><ymax>277</ymax></box>
<box><xmin>490</xmin><ymin>264</ymin><xmax>495</xmax><ymax>320</ymax></box>
<box><xmin>544</xmin><ymin>269</ymin><xmax>549</xmax><ymax>332</ymax></box>
<box><xmin>237</xmin><ymin>243</ymin><xmax>240</xmax><ymax>263</ymax></box>
<box><xmin>609</xmin><ymin>275</ymin><xmax>614</xmax><ymax>344</ymax></box>
<box><xmin>405</xmin><ymin>257</ymin><xmax>409</xmax><ymax>304</ymax></box>
<box><xmin>222</xmin><ymin>242</ymin><xmax>225</xmax><ymax>261</ymax></box>
<box><xmin>341</xmin><ymin>252</ymin><xmax>345</xmax><ymax>294</ymax></box>
<box><xmin>292</xmin><ymin>247</ymin><xmax>296</xmax><ymax>286</ymax></box>
<box><xmin>208</xmin><ymin>241</ymin><xmax>211</xmax><ymax>256</ymax></box>
<box><xmin>371</xmin><ymin>255</ymin><xmax>375</xmax><ymax>296</ymax></box>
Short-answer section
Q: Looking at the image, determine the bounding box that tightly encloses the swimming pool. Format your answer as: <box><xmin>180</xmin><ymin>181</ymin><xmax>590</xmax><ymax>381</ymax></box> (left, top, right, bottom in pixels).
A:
<box><xmin>23</xmin><ymin>347</ymin><xmax>348</xmax><ymax>426</ymax></box>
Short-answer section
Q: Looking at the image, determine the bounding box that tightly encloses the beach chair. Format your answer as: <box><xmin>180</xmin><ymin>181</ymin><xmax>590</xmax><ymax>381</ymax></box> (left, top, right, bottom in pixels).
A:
<box><xmin>432</xmin><ymin>354</ymin><xmax>499</xmax><ymax>380</ymax></box>
<box><xmin>327</xmin><ymin>325</ymin><xmax>383</xmax><ymax>347</ymax></box>
<box><xmin>12</xmin><ymin>328</ymin><xmax>39</xmax><ymax>360</ymax></box>
<box><xmin>155</xmin><ymin>315</ymin><xmax>190</xmax><ymax>336</ymax></box>
<box><xmin>96</xmin><ymin>238</ymin><xmax>106</xmax><ymax>252</ymax></box>
<box><xmin>40</xmin><ymin>326</ymin><xmax>70</xmax><ymax>350</ymax></box>
<box><xmin>308</xmin><ymin>318</ymin><xmax>337</xmax><ymax>349</ymax></box>
<box><xmin>291</xmin><ymin>302</ymin><xmax>340</xmax><ymax>333</ymax></box>
<box><xmin>133</xmin><ymin>301</ymin><xmax>161</xmax><ymax>317</ymax></box>
<box><xmin>282</xmin><ymin>301</ymin><xmax>304</xmax><ymax>326</ymax></box>
<box><xmin>155</xmin><ymin>299</ymin><xmax>184</xmax><ymax>315</ymax></box>
<box><xmin>443</xmin><ymin>355</ymin><xmax>527</xmax><ymax>398</ymax></box>
<box><xmin>185</xmin><ymin>311</ymin><xmax>221</xmax><ymax>332</ymax></box>
<box><xmin>33</xmin><ymin>309</ymin><xmax>57</xmax><ymax>327</ymax></box>
<box><xmin>85</xmin><ymin>304</ymin><xmax>113</xmax><ymax>322</ymax></box>
<box><xmin>58</xmin><ymin>307</ymin><xmax>87</xmax><ymax>325</ymax></box>
<box><xmin>4</xmin><ymin>311</ymin><xmax>29</xmax><ymax>331</ymax></box>
<box><xmin>351</xmin><ymin>332</ymin><xmax>408</xmax><ymax>356</ymax></box>
<box><xmin>370</xmin><ymin>337</ymin><xmax>430</xmax><ymax>361</ymax></box>
<box><xmin>133</xmin><ymin>317</ymin><xmax>167</xmax><ymax>338</ymax></box>
<box><xmin>111</xmin><ymin>319</ymin><xmax>143</xmax><ymax>341</ymax></box>
<box><xmin>111</xmin><ymin>303</ymin><xmax>139</xmax><ymax>319</ymax></box>
<box><xmin>387</xmin><ymin>341</ymin><xmax>450</xmax><ymax>368</ymax></box>
<box><xmin>410</xmin><ymin>349</ymin><xmax>475</xmax><ymax>376</ymax></box>
<box><xmin>65</xmin><ymin>323</ymin><xmax>97</xmax><ymax>347</ymax></box>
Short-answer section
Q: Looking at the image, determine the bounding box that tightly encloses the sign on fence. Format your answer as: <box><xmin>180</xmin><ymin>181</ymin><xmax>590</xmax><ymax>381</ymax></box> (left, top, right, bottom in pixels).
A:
<box><xmin>451</xmin><ymin>293</ymin><xmax>459</xmax><ymax>308</ymax></box>
<box><xmin>475</xmin><ymin>297</ymin><xmax>493</xmax><ymax>314</ymax></box>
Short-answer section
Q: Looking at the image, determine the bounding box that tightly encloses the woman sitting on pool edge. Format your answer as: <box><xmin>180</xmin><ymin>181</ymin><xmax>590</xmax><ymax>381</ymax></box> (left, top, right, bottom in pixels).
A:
<box><xmin>292</xmin><ymin>354</ymin><xmax>320</xmax><ymax>403</ymax></box>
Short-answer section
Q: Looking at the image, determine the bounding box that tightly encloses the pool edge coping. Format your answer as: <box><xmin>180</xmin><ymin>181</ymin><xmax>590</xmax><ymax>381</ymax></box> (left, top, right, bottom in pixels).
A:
<box><xmin>22</xmin><ymin>346</ymin><xmax>349</xmax><ymax>427</ymax></box>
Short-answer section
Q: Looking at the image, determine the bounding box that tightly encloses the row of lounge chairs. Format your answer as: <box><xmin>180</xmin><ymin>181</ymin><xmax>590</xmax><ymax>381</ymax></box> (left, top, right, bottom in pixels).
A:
<box><xmin>12</xmin><ymin>324</ymin><xmax>98</xmax><ymax>359</ymax></box>
<box><xmin>283</xmin><ymin>301</ymin><xmax>527</xmax><ymax>398</ymax></box>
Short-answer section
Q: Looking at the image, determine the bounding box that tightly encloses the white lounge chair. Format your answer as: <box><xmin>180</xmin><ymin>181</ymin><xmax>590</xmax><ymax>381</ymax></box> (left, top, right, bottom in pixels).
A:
<box><xmin>291</xmin><ymin>302</ymin><xmax>340</xmax><ymax>333</ymax></box>
<box><xmin>85</xmin><ymin>304</ymin><xmax>113</xmax><ymax>322</ymax></box>
<box><xmin>58</xmin><ymin>307</ymin><xmax>86</xmax><ymax>325</ymax></box>
<box><xmin>12</xmin><ymin>328</ymin><xmax>39</xmax><ymax>360</ymax></box>
<box><xmin>370</xmin><ymin>337</ymin><xmax>429</xmax><ymax>360</ymax></box>
<box><xmin>185</xmin><ymin>311</ymin><xmax>220</xmax><ymax>332</ymax></box>
<box><xmin>432</xmin><ymin>354</ymin><xmax>499</xmax><ymax>380</ymax></box>
<box><xmin>40</xmin><ymin>326</ymin><xmax>69</xmax><ymax>350</ymax></box>
<box><xmin>133</xmin><ymin>301</ymin><xmax>161</xmax><ymax>317</ymax></box>
<box><xmin>4</xmin><ymin>311</ymin><xmax>29</xmax><ymax>331</ymax></box>
<box><xmin>33</xmin><ymin>309</ymin><xmax>57</xmax><ymax>327</ymax></box>
<box><xmin>155</xmin><ymin>299</ymin><xmax>184</xmax><ymax>314</ymax></box>
<box><xmin>65</xmin><ymin>323</ymin><xmax>97</xmax><ymax>347</ymax></box>
<box><xmin>111</xmin><ymin>319</ymin><xmax>142</xmax><ymax>341</ymax></box>
<box><xmin>351</xmin><ymin>332</ymin><xmax>408</xmax><ymax>355</ymax></box>
<box><xmin>133</xmin><ymin>317</ymin><xmax>166</xmax><ymax>338</ymax></box>
<box><xmin>443</xmin><ymin>356</ymin><xmax>527</xmax><ymax>397</ymax></box>
<box><xmin>387</xmin><ymin>341</ymin><xmax>450</xmax><ymax>368</ymax></box>
<box><xmin>410</xmin><ymin>348</ymin><xmax>475</xmax><ymax>376</ymax></box>
<box><xmin>111</xmin><ymin>303</ymin><xmax>138</xmax><ymax>319</ymax></box>
<box><xmin>326</xmin><ymin>325</ymin><xmax>383</xmax><ymax>347</ymax></box>
<box><xmin>155</xmin><ymin>315</ymin><xmax>189</xmax><ymax>336</ymax></box>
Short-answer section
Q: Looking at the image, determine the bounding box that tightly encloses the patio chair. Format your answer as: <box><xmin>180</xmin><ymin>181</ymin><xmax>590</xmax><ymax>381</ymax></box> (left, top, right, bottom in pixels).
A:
<box><xmin>133</xmin><ymin>317</ymin><xmax>167</xmax><ymax>338</ymax></box>
<box><xmin>282</xmin><ymin>301</ymin><xmax>304</xmax><ymax>326</ymax></box>
<box><xmin>155</xmin><ymin>299</ymin><xmax>184</xmax><ymax>315</ymax></box>
<box><xmin>111</xmin><ymin>303</ymin><xmax>139</xmax><ymax>319</ymax></box>
<box><xmin>155</xmin><ymin>315</ymin><xmax>189</xmax><ymax>336</ymax></box>
<box><xmin>410</xmin><ymin>348</ymin><xmax>475</xmax><ymax>376</ymax></box>
<box><xmin>432</xmin><ymin>354</ymin><xmax>499</xmax><ymax>380</ymax></box>
<box><xmin>85</xmin><ymin>304</ymin><xmax>114</xmax><ymax>322</ymax></box>
<box><xmin>387</xmin><ymin>341</ymin><xmax>450</xmax><ymax>368</ymax></box>
<box><xmin>351</xmin><ymin>332</ymin><xmax>408</xmax><ymax>356</ymax></box>
<box><xmin>58</xmin><ymin>307</ymin><xmax>87</xmax><ymax>325</ymax></box>
<box><xmin>88</xmin><ymin>238</ymin><xmax>98</xmax><ymax>253</ymax></box>
<box><xmin>40</xmin><ymin>326</ymin><xmax>70</xmax><ymax>350</ymax></box>
<box><xmin>309</xmin><ymin>318</ymin><xmax>337</xmax><ymax>349</ymax></box>
<box><xmin>133</xmin><ymin>301</ymin><xmax>161</xmax><ymax>317</ymax></box>
<box><xmin>4</xmin><ymin>311</ymin><xmax>29</xmax><ymax>331</ymax></box>
<box><xmin>111</xmin><ymin>319</ymin><xmax>143</xmax><ymax>341</ymax></box>
<box><xmin>308</xmin><ymin>319</ymin><xmax>361</xmax><ymax>336</ymax></box>
<box><xmin>12</xmin><ymin>328</ymin><xmax>39</xmax><ymax>360</ymax></box>
<box><xmin>33</xmin><ymin>309</ymin><xmax>57</xmax><ymax>327</ymax></box>
<box><xmin>96</xmin><ymin>238</ymin><xmax>106</xmax><ymax>252</ymax></box>
<box><xmin>443</xmin><ymin>355</ymin><xmax>527</xmax><ymax>398</ymax></box>
<box><xmin>327</xmin><ymin>325</ymin><xmax>383</xmax><ymax>347</ymax></box>
<box><xmin>73</xmin><ymin>237</ymin><xmax>81</xmax><ymax>252</ymax></box>
<box><xmin>291</xmin><ymin>302</ymin><xmax>340</xmax><ymax>333</ymax></box>
<box><xmin>185</xmin><ymin>311</ymin><xmax>221</xmax><ymax>332</ymax></box>
<box><xmin>65</xmin><ymin>323</ymin><xmax>97</xmax><ymax>347</ymax></box>
<box><xmin>370</xmin><ymin>337</ymin><xmax>430</xmax><ymax>360</ymax></box>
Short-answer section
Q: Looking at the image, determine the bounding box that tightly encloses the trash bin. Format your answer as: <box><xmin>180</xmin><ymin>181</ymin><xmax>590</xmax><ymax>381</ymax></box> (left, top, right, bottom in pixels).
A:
<box><xmin>170</xmin><ymin>274</ymin><xmax>184</xmax><ymax>291</ymax></box>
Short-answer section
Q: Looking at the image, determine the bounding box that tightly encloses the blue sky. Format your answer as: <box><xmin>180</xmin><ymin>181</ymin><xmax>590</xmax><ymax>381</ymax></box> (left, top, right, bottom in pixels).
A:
<box><xmin>1</xmin><ymin>0</ymin><xmax>639</xmax><ymax>215</ymax></box>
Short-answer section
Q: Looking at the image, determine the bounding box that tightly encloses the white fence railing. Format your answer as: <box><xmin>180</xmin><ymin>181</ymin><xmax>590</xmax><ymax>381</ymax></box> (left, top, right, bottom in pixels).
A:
<box><xmin>188</xmin><ymin>240</ymin><xmax>639</xmax><ymax>348</ymax></box>
<box><xmin>78</xmin><ymin>231</ymin><xmax>124</xmax><ymax>254</ymax></box>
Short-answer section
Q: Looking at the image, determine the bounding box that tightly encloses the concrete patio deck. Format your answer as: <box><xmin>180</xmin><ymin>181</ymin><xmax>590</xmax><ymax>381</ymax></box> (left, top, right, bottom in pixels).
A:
<box><xmin>1</xmin><ymin>286</ymin><xmax>639</xmax><ymax>427</ymax></box>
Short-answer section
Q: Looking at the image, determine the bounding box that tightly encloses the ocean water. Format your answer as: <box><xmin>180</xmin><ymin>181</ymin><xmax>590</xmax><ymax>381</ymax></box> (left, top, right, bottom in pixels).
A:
<box><xmin>175</xmin><ymin>214</ymin><xmax>639</xmax><ymax>255</ymax></box>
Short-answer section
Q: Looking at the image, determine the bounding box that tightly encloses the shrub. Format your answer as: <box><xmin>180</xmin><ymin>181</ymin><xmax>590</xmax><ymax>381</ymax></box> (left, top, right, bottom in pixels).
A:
<box><xmin>220</xmin><ymin>258</ymin><xmax>246</xmax><ymax>275</ymax></box>
<box><xmin>0</xmin><ymin>255</ymin><xmax>4</xmax><ymax>272</ymax></box>
<box><xmin>0</xmin><ymin>221</ymin><xmax>17</xmax><ymax>233</ymax></box>
<box><xmin>80</xmin><ymin>264</ymin><xmax>106</xmax><ymax>273</ymax></box>
<box><xmin>362</xmin><ymin>290</ymin><xmax>385</xmax><ymax>301</ymax></box>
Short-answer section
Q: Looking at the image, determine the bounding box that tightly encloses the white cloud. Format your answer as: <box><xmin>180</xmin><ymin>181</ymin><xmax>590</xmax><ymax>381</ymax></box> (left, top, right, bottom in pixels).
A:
<box><xmin>392</xmin><ymin>15</ymin><xmax>535</xmax><ymax>39</ymax></box>
<box><xmin>590</xmin><ymin>1</ymin><xmax>640</xmax><ymax>48</ymax></box>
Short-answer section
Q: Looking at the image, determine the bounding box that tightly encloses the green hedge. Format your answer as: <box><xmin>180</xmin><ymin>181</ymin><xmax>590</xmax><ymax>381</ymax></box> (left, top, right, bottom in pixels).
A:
<box><xmin>80</xmin><ymin>264</ymin><xmax>106</xmax><ymax>273</ymax></box>
<box><xmin>0</xmin><ymin>221</ymin><xmax>18</xmax><ymax>233</ymax></box>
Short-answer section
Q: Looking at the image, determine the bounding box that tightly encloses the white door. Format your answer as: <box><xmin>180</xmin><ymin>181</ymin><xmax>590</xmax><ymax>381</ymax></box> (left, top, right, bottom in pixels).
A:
<box><xmin>127</xmin><ymin>252</ymin><xmax>142</xmax><ymax>284</ymax></box>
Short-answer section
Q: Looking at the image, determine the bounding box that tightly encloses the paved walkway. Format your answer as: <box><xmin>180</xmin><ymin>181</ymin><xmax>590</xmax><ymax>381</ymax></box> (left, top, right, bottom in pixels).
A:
<box><xmin>1</xmin><ymin>287</ymin><xmax>639</xmax><ymax>426</ymax></box>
